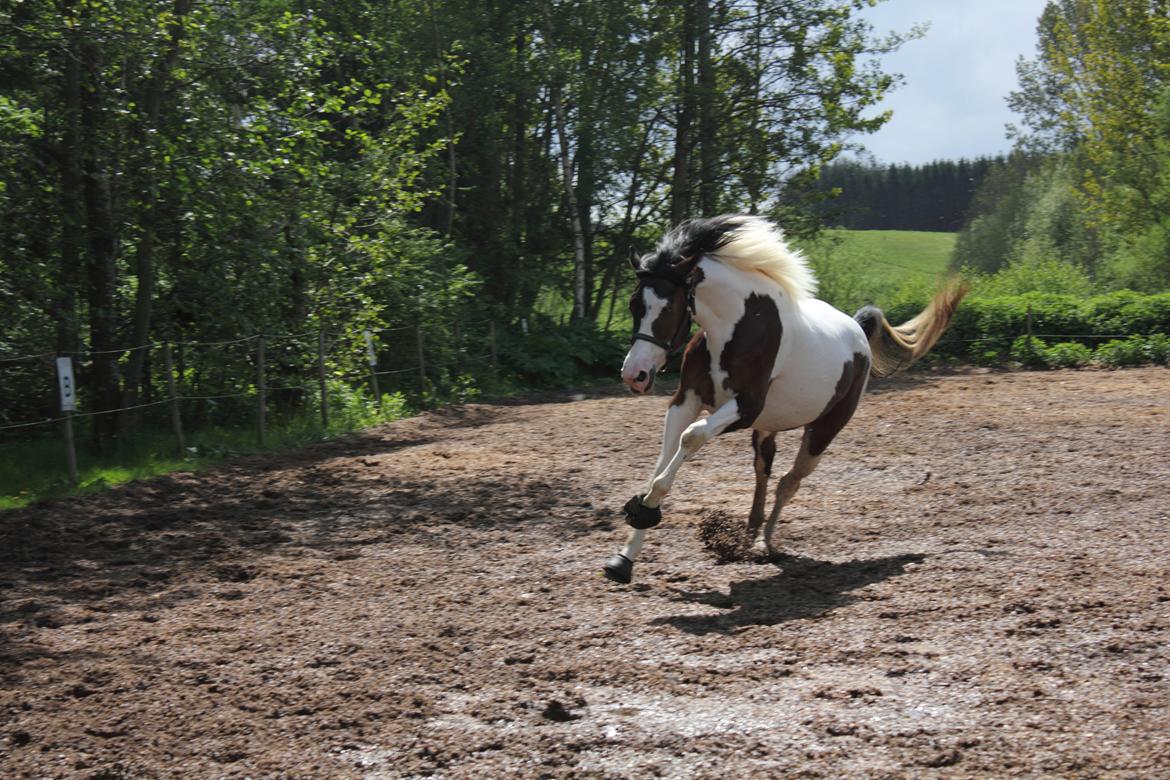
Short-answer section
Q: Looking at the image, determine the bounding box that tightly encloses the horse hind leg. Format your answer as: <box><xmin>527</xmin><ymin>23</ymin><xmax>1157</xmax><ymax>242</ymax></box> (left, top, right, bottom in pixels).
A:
<box><xmin>747</xmin><ymin>430</ymin><xmax>776</xmax><ymax>544</ymax></box>
<box><xmin>764</xmin><ymin>354</ymin><xmax>869</xmax><ymax>555</ymax></box>
<box><xmin>763</xmin><ymin>429</ymin><xmax>823</xmax><ymax>555</ymax></box>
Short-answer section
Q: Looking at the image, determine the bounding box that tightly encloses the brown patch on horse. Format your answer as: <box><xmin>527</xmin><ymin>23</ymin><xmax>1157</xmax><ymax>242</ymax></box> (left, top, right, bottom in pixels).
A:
<box><xmin>751</xmin><ymin>429</ymin><xmax>777</xmax><ymax>477</ymax></box>
<box><xmin>672</xmin><ymin>331</ymin><xmax>715</xmax><ymax>408</ymax></box>
<box><xmin>719</xmin><ymin>293</ymin><xmax>782</xmax><ymax>431</ymax></box>
<box><xmin>807</xmin><ymin>351</ymin><xmax>870</xmax><ymax>457</ymax></box>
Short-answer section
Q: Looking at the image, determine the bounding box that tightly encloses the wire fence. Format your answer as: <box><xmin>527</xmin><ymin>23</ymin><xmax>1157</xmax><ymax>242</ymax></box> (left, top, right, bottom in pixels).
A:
<box><xmin>2</xmin><ymin>303</ymin><xmax>1161</xmax><ymax>485</ymax></box>
<box><xmin>0</xmin><ymin>317</ymin><xmax>516</xmax><ymax>482</ymax></box>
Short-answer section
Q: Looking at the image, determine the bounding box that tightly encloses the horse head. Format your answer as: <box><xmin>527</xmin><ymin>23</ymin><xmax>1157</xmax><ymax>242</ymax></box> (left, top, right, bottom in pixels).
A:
<box><xmin>621</xmin><ymin>250</ymin><xmax>700</xmax><ymax>394</ymax></box>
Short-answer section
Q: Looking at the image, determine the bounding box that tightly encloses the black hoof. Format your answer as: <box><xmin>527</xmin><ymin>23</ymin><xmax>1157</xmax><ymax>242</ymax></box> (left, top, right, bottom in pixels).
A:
<box><xmin>602</xmin><ymin>553</ymin><xmax>633</xmax><ymax>584</ymax></box>
<box><xmin>623</xmin><ymin>495</ymin><xmax>662</xmax><ymax>529</ymax></box>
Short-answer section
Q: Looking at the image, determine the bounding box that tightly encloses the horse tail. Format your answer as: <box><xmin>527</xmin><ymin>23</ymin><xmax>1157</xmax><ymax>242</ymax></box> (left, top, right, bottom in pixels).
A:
<box><xmin>854</xmin><ymin>278</ymin><xmax>969</xmax><ymax>378</ymax></box>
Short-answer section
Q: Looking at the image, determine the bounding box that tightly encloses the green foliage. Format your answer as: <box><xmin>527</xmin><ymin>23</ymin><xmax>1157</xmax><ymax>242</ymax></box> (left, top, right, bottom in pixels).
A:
<box><xmin>961</xmin><ymin>2</ymin><xmax>1170</xmax><ymax>294</ymax></box>
<box><xmin>498</xmin><ymin>318</ymin><xmax>626</xmax><ymax>388</ymax></box>
<box><xmin>1010</xmin><ymin>335</ymin><xmax>1048</xmax><ymax>366</ymax></box>
<box><xmin>966</xmin><ymin>255</ymin><xmax>1095</xmax><ymax>297</ymax></box>
<box><xmin>890</xmin><ymin>289</ymin><xmax>1170</xmax><ymax>364</ymax></box>
<box><xmin>1044</xmin><ymin>341</ymin><xmax>1093</xmax><ymax>368</ymax></box>
<box><xmin>1094</xmin><ymin>334</ymin><xmax>1170</xmax><ymax>367</ymax></box>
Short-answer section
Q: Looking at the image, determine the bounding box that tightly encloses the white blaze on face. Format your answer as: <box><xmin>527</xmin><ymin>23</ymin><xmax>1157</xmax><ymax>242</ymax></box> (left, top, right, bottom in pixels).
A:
<box><xmin>621</xmin><ymin>287</ymin><xmax>669</xmax><ymax>393</ymax></box>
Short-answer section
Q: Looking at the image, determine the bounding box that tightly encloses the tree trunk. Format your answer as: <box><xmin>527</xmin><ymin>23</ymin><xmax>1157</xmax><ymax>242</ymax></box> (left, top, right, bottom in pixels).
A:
<box><xmin>55</xmin><ymin>21</ymin><xmax>85</xmax><ymax>356</ymax></box>
<box><xmin>697</xmin><ymin>0</ymin><xmax>717</xmax><ymax>216</ymax></box>
<box><xmin>542</xmin><ymin>3</ymin><xmax>589</xmax><ymax>320</ymax></box>
<box><xmin>80</xmin><ymin>41</ymin><xmax>121</xmax><ymax>446</ymax></box>
<box><xmin>121</xmin><ymin>0</ymin><xmax>192</xmax><ymax>434</ymax></box>
<box><xmin>671</xmin><ymin>1</ymin><xmax>697</xmax><ymax>225</ymax></box>
<box><xmin>427</xmin><ymin>0</ymin><xmax>457</xmax><ymax>237</ymax></box>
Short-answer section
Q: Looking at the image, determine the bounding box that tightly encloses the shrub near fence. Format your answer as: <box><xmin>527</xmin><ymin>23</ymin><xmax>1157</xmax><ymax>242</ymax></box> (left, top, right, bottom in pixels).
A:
<box><xmin>888</xmin><ymin>291</ymin><xmax>1170</xmax><ymax>366</ymax></box>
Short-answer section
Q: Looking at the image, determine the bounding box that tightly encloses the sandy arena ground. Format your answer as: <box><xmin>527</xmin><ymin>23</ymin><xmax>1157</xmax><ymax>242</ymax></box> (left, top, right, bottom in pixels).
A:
<box><xmin>2</xmin><ymin>367</ymin><xmax>1168</xmax><ymax>779</ymax></box>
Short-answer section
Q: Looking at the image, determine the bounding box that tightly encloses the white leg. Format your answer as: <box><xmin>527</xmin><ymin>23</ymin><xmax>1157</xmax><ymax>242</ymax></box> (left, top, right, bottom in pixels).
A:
<box><xmin>620</xmin><ymin>528</ymin><xmax>646</xmax><ymax>560</ymax></box>
<box><xmin>643</xmin><ymin>398</ymin><xmax>742</xmax><ymax>508</ymax></box>
<box><xmin>645</xmin><ymin>390</ymin><xmax>704</xmax><ymax>494</ymax></box>
<box><xmin>604</xmin><ymin>393</ymin><xmax>704</xmax><ymax>584</ymax></box>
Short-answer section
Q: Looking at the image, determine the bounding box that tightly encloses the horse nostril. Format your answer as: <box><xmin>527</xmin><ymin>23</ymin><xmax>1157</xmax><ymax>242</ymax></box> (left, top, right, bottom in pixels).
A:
<box><xmin>635</xmin><ymin>370</ymin><xmax>648</xmax><ymax>383</ymax></box>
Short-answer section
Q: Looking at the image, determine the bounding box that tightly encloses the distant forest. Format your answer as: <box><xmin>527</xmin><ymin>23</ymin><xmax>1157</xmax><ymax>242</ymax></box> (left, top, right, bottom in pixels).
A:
<box><xmin>812</xmin><ymin>157</ymin><xmax>1004</xmax><ymax>232</ymax></box>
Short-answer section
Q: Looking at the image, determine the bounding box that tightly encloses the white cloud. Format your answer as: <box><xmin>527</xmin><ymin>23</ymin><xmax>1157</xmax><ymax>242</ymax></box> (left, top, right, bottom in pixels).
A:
<box><xmin>854</xmin><ymin>0</ymin><xmax>1049</xmax><ymax>164</ymax></box>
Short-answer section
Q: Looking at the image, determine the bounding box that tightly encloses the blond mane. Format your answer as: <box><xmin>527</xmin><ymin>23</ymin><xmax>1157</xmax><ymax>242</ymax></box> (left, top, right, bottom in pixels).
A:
<box><xmin>707</xmin><ymin>216</ymin><xmax>817</xmax><ymax>301</ymax></box>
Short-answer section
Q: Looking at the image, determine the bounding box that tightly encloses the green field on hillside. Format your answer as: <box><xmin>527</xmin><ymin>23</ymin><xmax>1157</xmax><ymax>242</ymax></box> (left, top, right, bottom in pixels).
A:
<box><xmin>796</xmin><ymin>229</ymin><xmax>957</xmax><ymax>313</ymax></box>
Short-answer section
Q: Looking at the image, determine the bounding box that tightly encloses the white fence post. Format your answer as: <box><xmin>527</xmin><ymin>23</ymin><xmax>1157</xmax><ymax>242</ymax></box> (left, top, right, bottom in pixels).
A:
<box><xmin>56</xmin><ymin>356</ymin><xmax>79</xmax><ymax>483</ymax></box>
<box><xmin>364</xmin><ymin>329</ymin><xmax>381</xmax><ymax>411</ymax></box>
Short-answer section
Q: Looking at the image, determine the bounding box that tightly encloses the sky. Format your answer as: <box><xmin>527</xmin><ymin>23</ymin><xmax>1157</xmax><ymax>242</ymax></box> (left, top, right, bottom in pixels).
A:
<box><xmin>854</xmin><ymin>0</ymin><xmax>1051</xmax><ymax>165</ymax></box>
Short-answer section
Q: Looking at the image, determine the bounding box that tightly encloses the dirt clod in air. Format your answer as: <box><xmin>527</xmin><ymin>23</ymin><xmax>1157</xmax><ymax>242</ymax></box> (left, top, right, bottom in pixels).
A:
<box><xmin>698</xmin><ymin>509</ymin><xmax>751</xmax><ymax>561</ymax></box>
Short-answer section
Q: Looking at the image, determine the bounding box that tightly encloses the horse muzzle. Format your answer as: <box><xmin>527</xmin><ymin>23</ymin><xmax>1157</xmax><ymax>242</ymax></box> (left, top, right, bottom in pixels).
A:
<box><xmin>623</xmin><ymin>370</ymin><xmax>655</xmax><ymax>394</ymax></box>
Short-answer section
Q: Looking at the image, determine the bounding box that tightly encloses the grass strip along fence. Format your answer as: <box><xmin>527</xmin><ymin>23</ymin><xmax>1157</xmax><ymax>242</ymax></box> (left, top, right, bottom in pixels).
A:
<box><xmin>1</xmin><ymin>317</ymin><xmax>612</xmax><ymax>506</ymax></box>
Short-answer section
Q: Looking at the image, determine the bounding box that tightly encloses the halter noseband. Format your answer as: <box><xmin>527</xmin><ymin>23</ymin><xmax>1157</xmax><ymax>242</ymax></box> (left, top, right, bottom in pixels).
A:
<box><xmin>631</xmin><ymin>269</ymin><xmax>696</xmax><ymax>355</ymax></box>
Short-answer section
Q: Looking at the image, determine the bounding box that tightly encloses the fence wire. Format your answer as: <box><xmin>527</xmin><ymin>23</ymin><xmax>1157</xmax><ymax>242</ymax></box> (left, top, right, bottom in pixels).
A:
<box><xmin>7</xmin><ymin>317</ymin><xmax>1153</xmax><ymax>438</ymax></box>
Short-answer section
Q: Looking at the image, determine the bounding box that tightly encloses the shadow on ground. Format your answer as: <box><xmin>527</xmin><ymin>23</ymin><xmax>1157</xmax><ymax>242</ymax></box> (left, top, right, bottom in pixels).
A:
<box><xmin>655</xmin><ymin>552</ymin><xmax>925</xmax><ymax>634</ymax></box>
<box><xmin>0</xmin><ymin>413</ymin><xmax>599</xmax><ymax>656</ymax></box>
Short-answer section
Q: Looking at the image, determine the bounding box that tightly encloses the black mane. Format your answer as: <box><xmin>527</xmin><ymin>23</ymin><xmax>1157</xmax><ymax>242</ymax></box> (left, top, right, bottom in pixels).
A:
<box><xmin>640</xmin><ymin>215</ymin><xmax>749</xmax><ymax>280</ymax></box>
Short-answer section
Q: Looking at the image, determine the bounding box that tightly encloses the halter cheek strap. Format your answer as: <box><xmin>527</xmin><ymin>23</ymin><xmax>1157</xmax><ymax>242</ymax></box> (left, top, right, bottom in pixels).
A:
<box><xmin>631</xmin><ymin>331</ymin><xmax>677</xmax><ymax>351</ymax></box>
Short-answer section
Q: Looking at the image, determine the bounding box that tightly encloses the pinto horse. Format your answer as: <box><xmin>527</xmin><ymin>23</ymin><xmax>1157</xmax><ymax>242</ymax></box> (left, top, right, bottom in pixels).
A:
<box><xmin>602</xmin><ymin>215</ymin><xmax>966</xmax><ymax>584</ymax></box>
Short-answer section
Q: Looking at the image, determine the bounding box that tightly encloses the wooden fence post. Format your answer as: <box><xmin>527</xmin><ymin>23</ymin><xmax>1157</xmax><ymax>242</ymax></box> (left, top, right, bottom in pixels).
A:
<box><xmin>317</xmin><ymin>329</ymin><xmax>329</xmax><ymax>428</ymax></box>
<box><xmin>489</xmin><ymin>320</ymin><xmax>497</xmax><ymax>366</ymax></box>
<box><xmin>256</xmin><ymin>335</ymin><xmax>267</xmax><ymax>447</ymax></box>
<box><xmin>416</xmin><ymin>326</ymin><xmax>427</xmax><ymax>392</ymax></box>
<box><xmin>364</xmin><ymin>329</ymin><xmax>381</xmax><ymax>411</ymax></box>
<box><xmin>63</xmin><ymin>412</ymin><xmax>78</xmax><ymax>484</ymax></box>
<box><xmin>163</xmin><ymin>343</ymin><xmax>184</xmax><ymax>455</ymax></box>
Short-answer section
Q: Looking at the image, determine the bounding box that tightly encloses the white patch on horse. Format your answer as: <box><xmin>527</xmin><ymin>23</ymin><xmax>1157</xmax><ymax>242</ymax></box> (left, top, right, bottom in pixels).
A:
<box><xmin>620</xmin><ymin>287</ymin><xmax>670</xmax><ymax>391</ymax></box>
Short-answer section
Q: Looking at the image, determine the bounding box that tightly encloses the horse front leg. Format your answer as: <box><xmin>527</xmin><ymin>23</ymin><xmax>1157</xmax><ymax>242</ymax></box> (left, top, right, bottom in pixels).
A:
<box><xmin>641</xmin><ymin>397</ymin><xmax>742</xmax><ymax>505</ymax></box>
<box><xmin>603</xmin><ymin>392</ymin><xmax>703</xmax><ymax>584</ymax></box>
<box><xmin>606</xmin><ymin>397</ymin><xmax>744</xmax><ymax>581</ymax></box>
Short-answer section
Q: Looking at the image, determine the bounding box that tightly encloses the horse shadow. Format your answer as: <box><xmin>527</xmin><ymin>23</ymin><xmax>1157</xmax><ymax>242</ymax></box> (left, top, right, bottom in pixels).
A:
<box><xmin>653</xmin><ymin>552</ymin><xmax>925</xmax><ymax>635</ymax></box>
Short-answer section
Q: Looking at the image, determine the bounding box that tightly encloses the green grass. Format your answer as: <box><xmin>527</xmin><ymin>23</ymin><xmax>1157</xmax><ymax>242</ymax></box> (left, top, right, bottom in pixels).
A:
<box><xmin>796</xmin><ymin>229</ymin><xmax>957</xmax><ymax>312</ymax></box>
<box><xmin>0</xmin><ymin>387</ymin><xmax>415</xmax><ymax>509</ymax></box>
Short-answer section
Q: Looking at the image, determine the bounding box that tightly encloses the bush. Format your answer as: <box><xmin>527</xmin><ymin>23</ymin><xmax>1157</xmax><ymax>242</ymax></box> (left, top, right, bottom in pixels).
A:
<box><xmin>498</xmin><ymin>317</ymin><xmax>626</xmax><ymax>387</ymax></box>
<box><xmin>1094</xmin><ymin>337</ymin><xmax>1148</xmax><ymax>367</ymax></box>
<box><xmin>1092</xmin><ymin>335</ymin><xmax>1170</xmax><ymax>367</ymax></box>
<box><xmin>882</xmin><ymin>290</ymin><xmax>1170</xmax><ymax>367</ymax></box>
<box><xmin>1044</xmin><ymin>342</ymin><xmax>1092</xmax><ymax>368</ymax></box>
<box><xmin>1144</xmin><ymin>333</ymin><xmax>1170</xmax><ymax>364</ymax></box>
<box><xmin>1010</xmin><ymin>335</ymin><xmax>1048</xmax><ymax>366</ymax></box>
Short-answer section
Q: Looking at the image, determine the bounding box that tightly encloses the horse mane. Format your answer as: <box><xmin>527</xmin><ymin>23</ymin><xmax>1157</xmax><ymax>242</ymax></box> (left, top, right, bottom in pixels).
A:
<box><xmin>661</xmin><ymin>215</ymin><xmax>818</xmax><ymax>301</ymax></box>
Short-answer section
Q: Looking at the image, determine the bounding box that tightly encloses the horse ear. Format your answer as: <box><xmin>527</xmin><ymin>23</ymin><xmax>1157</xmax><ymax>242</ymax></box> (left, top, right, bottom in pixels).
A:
<box><xmin>627</xmin><ymin>249</ymin><xmax>640</xmax><ymax>272</ymax></box>
<box><xmin>670</xmin><ymin>253</ymin><xmax>701</xmax><ymax>276</ymax></box>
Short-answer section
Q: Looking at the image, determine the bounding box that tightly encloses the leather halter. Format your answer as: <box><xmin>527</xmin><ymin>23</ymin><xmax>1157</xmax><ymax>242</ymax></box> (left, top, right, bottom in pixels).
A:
<box><xmin>631</xmin><ymin>269</ymin><xmax>696</xmax><ymax>355</ymax></box>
